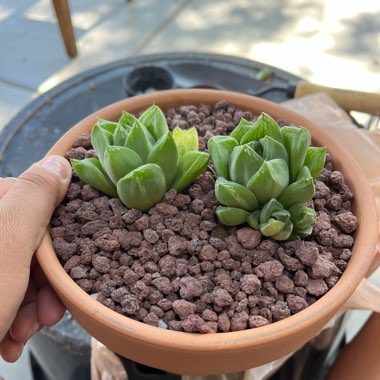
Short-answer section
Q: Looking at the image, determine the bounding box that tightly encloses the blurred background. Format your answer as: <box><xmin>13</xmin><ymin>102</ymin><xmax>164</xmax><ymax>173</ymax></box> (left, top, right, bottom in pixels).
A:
<box><xmin>1</xmin><ymin>0</ymin><xmax>379</xmax><ymax>131</ymax></box>
<box><xmin>0</xmin><ymin>0</ymin><xmax>379</xmax><ymax>379</ymax></box>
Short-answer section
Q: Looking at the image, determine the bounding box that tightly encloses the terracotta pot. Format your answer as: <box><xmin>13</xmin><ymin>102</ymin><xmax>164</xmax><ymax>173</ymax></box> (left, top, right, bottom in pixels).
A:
<box><xmin>37</xmin><ymin>89</ymin><xmax>378</xmax><ymax>375</ymax></box>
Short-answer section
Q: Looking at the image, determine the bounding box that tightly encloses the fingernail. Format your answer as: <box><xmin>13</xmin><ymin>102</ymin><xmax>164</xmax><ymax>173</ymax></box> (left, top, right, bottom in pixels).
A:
<box><xmin>41</xmin><ymin>156</ymin><xmax>71</xmax><ymax>180</ymax></box>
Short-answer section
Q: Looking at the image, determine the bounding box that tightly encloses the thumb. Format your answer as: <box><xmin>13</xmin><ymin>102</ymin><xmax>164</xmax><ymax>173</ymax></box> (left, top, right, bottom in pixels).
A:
<box><xmin>0</xmin><ymin>155</ymin><xmax>72</xmax><ymax>269</ymax></box>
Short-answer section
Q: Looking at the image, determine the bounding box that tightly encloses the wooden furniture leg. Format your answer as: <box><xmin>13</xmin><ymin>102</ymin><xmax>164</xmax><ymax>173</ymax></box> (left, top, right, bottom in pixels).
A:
<box><xmin>51</xmin><ymin>0</ymin><xmax>77</xmax><ymax>58</ymax></box>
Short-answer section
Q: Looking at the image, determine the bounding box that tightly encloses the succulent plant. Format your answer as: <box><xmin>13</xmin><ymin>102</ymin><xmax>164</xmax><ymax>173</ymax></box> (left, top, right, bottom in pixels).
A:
<box><xmin>208</xmin><ymin>112</ymin><xmax>326</xmax><ymax>240</ymax></box>
<box><xmin>71</xmin><ymin>105</ymin><xmax>209</xmax><ymax>211</ymax></box>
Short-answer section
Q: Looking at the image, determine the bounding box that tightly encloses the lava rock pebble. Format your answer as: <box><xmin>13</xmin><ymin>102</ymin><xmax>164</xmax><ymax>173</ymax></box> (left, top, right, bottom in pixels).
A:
<box><xmin>51</xmin><ymin>101</ymin><xmax>357</xmax><ymax>333</ymax></box>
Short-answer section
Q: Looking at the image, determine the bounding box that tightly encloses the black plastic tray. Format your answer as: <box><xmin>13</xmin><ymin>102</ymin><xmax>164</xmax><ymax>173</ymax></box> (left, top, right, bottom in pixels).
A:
<box><xmin>0</xmin><ymin>52</ymin><xmax>299</xmax><ymax>177</ymax></box>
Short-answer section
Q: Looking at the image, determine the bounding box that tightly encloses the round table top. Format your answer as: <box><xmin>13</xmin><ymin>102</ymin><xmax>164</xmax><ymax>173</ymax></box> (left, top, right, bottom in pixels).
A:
<box><xmin>0</xmin><ymin>52</ymin><xmax>299</xmax><ymax>177</ymax></box>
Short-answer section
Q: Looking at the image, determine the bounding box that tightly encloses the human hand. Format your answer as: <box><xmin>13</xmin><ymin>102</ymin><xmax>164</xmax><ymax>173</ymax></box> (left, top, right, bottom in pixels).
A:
<box><xmin>0</xmin><ymin>156</ymin><xmax>72</xmax><ymax>362</ymax></box>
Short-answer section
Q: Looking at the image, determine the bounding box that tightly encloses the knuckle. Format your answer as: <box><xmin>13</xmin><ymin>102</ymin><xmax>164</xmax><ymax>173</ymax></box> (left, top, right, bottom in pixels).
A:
<box><xmin>19</xmin><ymin>169</ymin><xmax>58</xmax><ymax>192</ymax></box>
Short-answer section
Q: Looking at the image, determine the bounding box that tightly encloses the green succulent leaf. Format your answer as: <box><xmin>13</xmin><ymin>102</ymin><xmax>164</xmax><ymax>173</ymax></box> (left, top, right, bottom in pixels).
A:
<box><xmin>71</xmin><ymin>158</ymin><xmax>117</xmax><ymax>198</ymax></box>
<box><xmin>289</xmin><ymin>204</ymin><xmax>316</xmax><ymax>229</ymax></box>
<box><xmin>113</xmin><ymin>124</ymin><xmax>129</xmax><ymax>147</ymax></box>
<box><xmin>208</xmin><ymin>136</ymin><xmax>238</xmax><ymax>179</ymax></box>
<box><xmin>229</xmin><ymin>144</ymin><xmax>264</xmax><ymax>186</ymax></box>
<box><xmin>147</xmin><ymin>131</ymin><xmax>179</xmax><ymax>187</ymax></box>
<box><xmin>241</xmin><ymin>113</ymin><xmax>283</xmax><ymax>144</ymax></box>
<box><xmin>260</xmin><ymin>135</ymin><xmax>288</xmax><ymax>162</ymax></box>
<box><xmin>247</xmin><ymin>210</ymin><xmax>261</xmax><ymax>230</ymax></box>
<box><xmin>95</xmin><ymin>119</ymin><xmax>118</xmax><ymax>133</ymax></box>
<box><xmin>303</xmin><ymin>146</ymin><xmax>327</xmax><ymax>179</ymax></box>
<box><xmin>103</xmin><ymin>146</ymin><xmax>143</xmax><ymax>184</ymax></box>
<box><xmin>91</xmin><ymin>124</ymin><xmax>114</xmax><ymax>167</ymax></box>
<box><xmin>119</xmin><ymin>111</ymin><xmax>137</xmax><ymax>129</ymax></box>
<box><xmin>171</xmin><ymin>151</ymin><xmax>209</xmax><ymax>193</ymax></box>
<box><xmin>259</xmin><ymin>198</ymin><xmax>284</xmax><ymax>224</ymax></box>
<box><xmin>138</xmin><ymin>105</ymin><xmax>168</xmax><ymax>140</ymax></box>
<box><xmin>216</xmin><ymin>206</ymin><xmax>249</xmax><ymax>226</ymax></box>
<box><xmin>272</xmin><ymin>210</ymin><xmax>291</xmax><ymax>223</ymax></box>
<box><xmin>215</xmin><ymin>177</ymin><xmax>259</xmax><ymax>211</ymax></box>
<box><xmin>292</xmin><ymin>225</ymin><xmax>313</xmax><ymax>239</ymax></box>
<box><xmin>260</xmin><ymin>218</ymin><xmax>285</xmax><ymax>237</ymax></box>
<box><xmin>281</xmin><ymin>126</ymin><xmax>311</xmax><ymax>182</ymax></box>
<box><xmin>278</xmin><ymin>166</ymin><xmax>315</xmax><ymax>208</ymax></box>
<box><xmin>117</xmin><ymin>163</ymin><xmax>166</xmax><ymax>212</ymax></box>
<box><xmin>247</xmin><ymin>159</ymin><xmax>289</xmax><ymax>204</ymax></box>
<box><xmin>272</xmin><ymin>219</ymin><xmax>293</xmax><ymax>241</ymax></box>
<box><xmin>125</xmin><ymin>120</ymin><xmax>155</xmax><ymax>162</ymax></box>
<box><xmin>246</xmin><ymin>141</ymin><xmax>263</xmax><ymax>156</ymax></box>
<box><xmin>230</xmin><ymin>118</ymin><xmax>255</xmax><ymax>143</ymax></box>
<box><xmin>173</xmin><ymin>127</ymin><xmax>199</xmax><ymax>158</ymax></box>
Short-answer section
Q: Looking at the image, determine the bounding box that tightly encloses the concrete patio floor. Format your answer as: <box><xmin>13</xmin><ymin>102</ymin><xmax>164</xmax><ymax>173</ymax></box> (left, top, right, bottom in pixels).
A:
<box><xmin>0</xmin><ymin>0</ymin><xmax>379</xmax><ymax>378</ymax></box>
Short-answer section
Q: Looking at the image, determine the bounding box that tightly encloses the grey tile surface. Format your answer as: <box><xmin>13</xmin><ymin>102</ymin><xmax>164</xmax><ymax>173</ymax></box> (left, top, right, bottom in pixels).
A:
<box><xmin>0</xmin><ymin>81</ymin><xmax>34</xmax><ymax>132</ymax></box>
<box><xmin>0</xmin><ymin>14</ymin><xmax>79</xmax><ymax>90</ymax></box>
<box><xmin>141</xmin><ymin>0</ymin><xmax>380</xmax><ymax>91</ymax></box>
<box><xmin>38</xmin><ymin>0</ymin><xmax>189</xmax><ymax>92</ymax></box>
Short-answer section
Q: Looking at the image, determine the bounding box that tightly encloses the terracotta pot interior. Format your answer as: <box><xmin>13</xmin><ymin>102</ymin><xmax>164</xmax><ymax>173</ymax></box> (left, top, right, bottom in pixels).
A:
<box><xmin>40</xmin><ymin>89</ymin><xmax>378</xmax><ymax>353</ymax></box>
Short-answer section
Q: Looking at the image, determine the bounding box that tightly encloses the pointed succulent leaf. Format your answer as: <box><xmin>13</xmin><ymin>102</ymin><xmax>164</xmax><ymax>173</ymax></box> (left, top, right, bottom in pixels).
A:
<box><xmin>208</xmin><ymin>136</ymin><xmax>238</xmax><ymax>179</ymax></box>
<box><xmin>241</xmin><ymin>113</ymin><xmax>283</xmax><ymax>144</ymax></box>
<box><xmin>278</xmin><ymin>166</ymin><xmax>315</xmax><ymax>208</ymax></box>
<box><xmin>289</xmin><ymin>204</ymin><xmax>316</xmax><ymax>229</ymax></box>
<box><xmin>229</xmin><ymin>144</ymin><xmax>264</xmax><ymax>185</ymax></box>
<box><xmin>303</xmin><ymin>146</ymin><xmax>327</xmax><ymax>179</ymax></box>
<box><xmin>216</xmin><ymin>206</ymin><xmax>249</xmax><ymax>226</ymax></box>
<box><xmin>296</xmin><ymin>209</ymin><xmax>316</xmax><ymax>230</ymax></box>
<box><xmin>119</xmin><ymin>111</ymin><xmax>137</xmax><ymax>129</ymax></box>
<box><xmin>117</xmin><ymin>163</ymin><xmax>166</xmax><ymax>212</ymax></box>
<box><xmin>260</xmin><ymin>218</ymin><xmax>285</xmax><ymax>237</ymax></box>
<box><xmin>71</xmin><ymin>158</ymin><xmax>117</xmax><ymax>198</ymax></box>
<box><xmin>272</xmin><ymin>219</ymin><xmax>293</xmax><ymax>241</ymax></box>
<box><xmin>230</xmin><ymin>118</ymin><xmax>255</xmax><ymax>143</ymax></box>
<box><xmin>95</xmin><ymin>119</ymin><xmax>118</xmax><ymax>133</ymax></box>
<box><xmin>260</xmin><ymin>135</ymin><xmax>288</xmax><ymax>162</ymax></box>
<box><xmin>292</xmin><ymin>225</ymin><xmax>313</xmax><ymax>239</ymax></box>
<box><xmin>281</xmin><ymin>126</ymin><xmax>311</xmax><ymax>182</ymax></box>
<box><xmin>103</xmin><ymin>146</ymin><xmax>143</xmax><ymax>184</ymax></box>
<box><xmin>113</xmin><ymin>124</ymin><xmax>129</xmax><ymax>147</ymax></box>
<box><xmin>171</xmin><ymin>151</ymin><xmax>209</xmax><ymax>193</ymax></box>
<box><xmin>173</xmin><ymin>127</ymin><xmax>199</xmax><ymax>158</ymax></box>
<box><xmin>247</xmin><ymin>211</ymin><xmax>260</xmax><ymax>230</ymax></box>
<box><xmin>259</xmin><ymin>198</ymin><xmax>284</xmax><ymax>224</ymax></box>
<box><xmin>247</xmin><ymin>159</ymin><xmax>289</xmax><ymax>204</ymax></box>
<box><xmin>91</xmin><ymin>124</ymin><xmax>113</xmax><ymax>167</ymax></box>
<box><xmin>215</xmin><ymin>177</ymin><xmax>259</xmax><ymax>211</ymax></box>
<box><xmin>246</xmin><ymin>141</ymin><xmax>263</xmax><ymax>156</ymax></box>
<box><xmin>147</xmin><ymin>131</ymin><xmax>179</xmax><ymax>187</ymax></box>
<box><xmin>125</xmin><ymin>120</ymin><xmax>155</xmax><ymax>162</ymax></box>
<box><xmin>271</xmin><ymin>210</ymin><xmax>291</xmax><ymax>223</ymax></box>
<box><xmin>138</xmin><ymin>105</ymin><xmax>168</xmax><ymax>140</ymax></box>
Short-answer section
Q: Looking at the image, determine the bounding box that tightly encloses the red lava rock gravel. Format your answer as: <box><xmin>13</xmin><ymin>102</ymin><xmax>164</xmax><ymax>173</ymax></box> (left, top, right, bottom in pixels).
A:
<box><xmin>50</xmin><ymin>101</ymin><xmax>357</xmax><ymax>333</ymax></box>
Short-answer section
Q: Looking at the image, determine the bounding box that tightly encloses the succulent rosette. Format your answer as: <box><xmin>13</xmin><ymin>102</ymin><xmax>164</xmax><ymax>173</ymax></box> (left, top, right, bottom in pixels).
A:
<box><xmin>208</xmin><ymin>112</ymin><xmax>326</xmax><ymax>240</ymax></box>
<box><xmin>71</xmin><ymin>105</ymin><xmax>209</xmax><ymax>211</ymax></box>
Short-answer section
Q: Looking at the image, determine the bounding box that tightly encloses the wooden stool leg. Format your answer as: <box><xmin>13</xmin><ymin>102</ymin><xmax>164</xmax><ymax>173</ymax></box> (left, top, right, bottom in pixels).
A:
<box><xmin>51</xmin><ymin>0</ymin><xmax>77</xmax><ymax>58</ymax></box>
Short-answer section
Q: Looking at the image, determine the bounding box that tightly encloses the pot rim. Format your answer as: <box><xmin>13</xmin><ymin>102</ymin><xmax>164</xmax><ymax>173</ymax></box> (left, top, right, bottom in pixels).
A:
<box><xmin>37</xmin><ymin>89</ymin><xmax>378</xmax><ymax>352</ymax></box>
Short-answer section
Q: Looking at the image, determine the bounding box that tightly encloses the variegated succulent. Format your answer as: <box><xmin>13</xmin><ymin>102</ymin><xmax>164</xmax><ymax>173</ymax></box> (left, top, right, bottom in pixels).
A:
<box><xmin>71</xmin><ymin>105</ymin><xmax>209</xmax><ymax>212</ymax></box>
<box><xmin>208</xmin><ymin>112</ymin><xmax>326</xmax><ymax>240</ymax></box>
